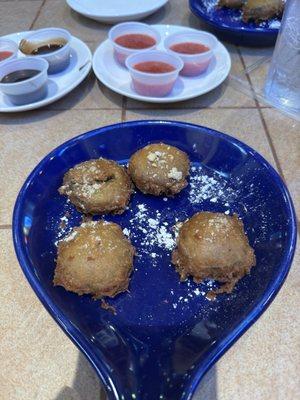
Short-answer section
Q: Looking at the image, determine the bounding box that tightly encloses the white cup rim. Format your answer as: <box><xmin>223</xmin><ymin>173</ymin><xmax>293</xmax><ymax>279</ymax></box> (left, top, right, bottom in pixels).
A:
<box><xmin>164</xmin><ymin>31</ymin><xmax>218</xmax><ymax>58</ymax></box>
<box><xmin>19</xmin><ymin>28</ymin><xmax>72</xmax><ymax>58</ymax></box>
<box><xmin>126</xmin><ymin>50</ymin><xmax>183</xmax><ymax>78</ymax></box>
<box><xmin>109</xmin><ymin>22</ymin><xmax>160</xmax><ymax>52</ymax></box>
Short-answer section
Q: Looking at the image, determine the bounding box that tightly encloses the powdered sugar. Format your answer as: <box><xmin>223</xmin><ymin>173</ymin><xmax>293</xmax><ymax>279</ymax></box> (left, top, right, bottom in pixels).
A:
<box><xmin>63</xmin><ymin>230</ymin><xmax>78</xmax><ymax>242</ymax></box>
<box><xmin>167</xmin><ymin>167</ymin><xmax>183</xmax><ymax>181</ymax></box>
<box><xmin>126</xmin><ymin>203</ymin><xmax>177</xmax><ymax>261</ymax></box>
<box><xmin>189</xmin><ymin>165</ymin><xmax>236</xmax><ymax>206</ymax></box>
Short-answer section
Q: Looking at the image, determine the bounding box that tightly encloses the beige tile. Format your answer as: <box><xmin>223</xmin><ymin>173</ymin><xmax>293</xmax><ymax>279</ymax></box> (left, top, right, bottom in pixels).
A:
<box><xmin>238</xmin><ymin>47</ymin><xmax>273</xmax><ymax>69</ymax></box>
<box><xmin>0</xmin><ymin>110</ymin><xmax>122</xmax><ymax>224</ymax></box>
<box><xmin>261</xmin><ymin>108</ymin><xmax>300</xmax><ymax>217</ymax></box>
<box><xmin>126</xmin><ymin>108</ymin><xmax>275</xmax><ymax>166</ymax></box>
<box><xmin>233</xmin><ymin>47</ymin><xmax>274</xmax><ymax>106</ymax></box>
<box><xmin>0</xmin><ymin>1</ymin><xmax>42</xmax><ymax>36</ymax></box>
<box><xmin>127</xmin><ymin>44</ymin><xmax>255</xmax><ymax>110</ymax></box>
<box><xmin>0</xmin><ymin>230</ymin><xmax>102</xmax><ymax>400</ymax></box>
<box><xmin>44</xmin><ymin>42</ymin><xmax>123</xmax><ymax>111</ymax></box>
<box><xmin>197</xmin><ymin>240</ymin><xmax>300</xmax><ymax>400</ymax></box>
<box><xmin>144</xmin><ymin>0</ymin><xmax>209</xmax><ymax>29</ymax></box>
<box><xmin>33</xmin><ymin>0</ymin><xmax>110</xmax><ymax>42</ymax></box>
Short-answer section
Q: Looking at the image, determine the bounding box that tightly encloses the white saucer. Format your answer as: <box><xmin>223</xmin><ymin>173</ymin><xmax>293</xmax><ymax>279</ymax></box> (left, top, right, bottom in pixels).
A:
<box><xmin>0</xmin><ymin>31</ymin><xmax>92</xmax><ymax>113</ymax></box>
<box><xmin>92</xmin><ymin>25</ymin><xmax>231</xmax><ymax>104</ymax></box>
<box><xmin>66</xmin><ymin>0</ymin><xmax>168</xmax><ymax>24</ymax></box>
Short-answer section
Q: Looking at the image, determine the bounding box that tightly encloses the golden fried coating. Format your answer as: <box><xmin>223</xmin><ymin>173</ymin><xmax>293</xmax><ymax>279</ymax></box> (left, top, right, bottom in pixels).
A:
<box><xmin>128</xmin><ymin>143</ymin><xmax>190</xmax><ymax>196</ymax></box>
<box><xmin>218</xmin><ymin>0</ymin><xmax>245</xmax><ymax>9</ymax></box>
<box><xmin>172</xmin><ymin>212</ymin><xmax>256</xmax><ymax>293</ymax></box>
<box><xmin>54</xmin><ymin>220</ymin><xmax>135</xmax><ymax>299</ymax></box>
<box><xmin>243</xmin><ymin>0</ymin><xmax>284</xmax><ymax>23</ymax></box>
<box><xmin>59</xmin><ymin>159</ymin><xmax>133</xmax><ymax>215</ymax></box>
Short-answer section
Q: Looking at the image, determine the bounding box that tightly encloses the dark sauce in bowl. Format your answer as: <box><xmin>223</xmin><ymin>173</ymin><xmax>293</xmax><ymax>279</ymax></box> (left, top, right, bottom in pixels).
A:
<box><xmin>1</xmin><ymin>69</ymin><xmax>40</xmax><ymax>84</ymax></box>
<box><xmin>134</xmin><ymin>61</ymin><xmax>175</xmax><ymax>73</ymax></box>
<box><xmin>115</xmin><ymin>34</ymin><xmax>156</xmax><ymax>49</ymax></box>
<box><xmin>31</xmin><ymin>43</ymin><xmax>64</xmax><ymax>55</ymax></box>
<box><xmin>19</xmin><ymin>38</ymin><xmax>67</xmax><ymax>56</ymax></box>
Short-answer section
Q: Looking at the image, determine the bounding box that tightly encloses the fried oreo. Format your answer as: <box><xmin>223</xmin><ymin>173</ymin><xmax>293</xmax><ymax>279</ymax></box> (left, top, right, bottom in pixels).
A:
<box><xmin>54</xmin><ymin>220</ymin><xmax>135</xmax><ymax>298</ymax></box>
<box><xmin>172</xmin><ymin>212</ymin><xmax>256</xmax><ymax>293</ymax></box>
<box><xmin>218</xmin><ymin>0</ymin><xmax>245</xmax><ymax>9</ymax></box>
<box><xmin>128</xmin><ymin>143</ymin><xmax>190</xmax><ymax>196</ymax></box>
<box><xmin>59</xmin><ymin>158</ymin><xmax>133</xmax><ymax>215</ymax></box>
<box><xmin>243</xmin><ymin>0</ymin><xmax>284</xmax><ymax>23</ymax></box>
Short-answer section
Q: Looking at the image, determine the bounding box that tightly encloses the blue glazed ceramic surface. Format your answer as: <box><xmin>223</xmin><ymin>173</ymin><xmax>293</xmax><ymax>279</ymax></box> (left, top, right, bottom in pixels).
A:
<box><xmin>13</xmin><ymin>120</ymin><xmax>296</xmax><ymax>400</ymax></box>
<box><xmin>189</xmin><ymin>0</ymin><xmax>280</xmax><ymax>46</ymax></box>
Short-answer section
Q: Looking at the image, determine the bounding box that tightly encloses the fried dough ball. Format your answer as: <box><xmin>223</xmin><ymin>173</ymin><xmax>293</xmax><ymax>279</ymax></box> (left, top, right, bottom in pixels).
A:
<box><xmin>243</xmin><ymin>0</ymin><xmax>284</xmax><ymax>23</ymax></box>
<box><xmin>218</xmin><ymin>0</ymin><xmax>244</xmax><ymax>9</ymax></box>
<box><xmin>128</xmin><ymin>143</ymin><xmax>190</xmax><ymax>196</ymax></box>
<box><xmin>54</xmin><ymin>220</ymin><xmax>135</xmax><ymax>299</ymax></box>
<box><xmin>172</xmin><ymin>212</ymin><xmax>256</xmax><ymax>293</ymax></box>
<box><xmin>59</xmin><ymin>159</ymin><xmax>133</xmax><ymax>215</ymax></box>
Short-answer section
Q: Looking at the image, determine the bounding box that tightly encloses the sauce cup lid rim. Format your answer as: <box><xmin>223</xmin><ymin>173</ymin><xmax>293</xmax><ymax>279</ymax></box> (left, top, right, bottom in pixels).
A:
<box><xmin>108</xmin><ymin>23</ymin><xmax>161</xmax><ymax>50</ymax></box>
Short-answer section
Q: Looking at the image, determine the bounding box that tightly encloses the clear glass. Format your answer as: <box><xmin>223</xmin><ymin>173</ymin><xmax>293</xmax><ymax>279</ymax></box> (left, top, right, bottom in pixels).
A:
<box><xmin>264</xmin><ymin>0</ymin><xmax>300</xmax><ymax>115</ymax></box>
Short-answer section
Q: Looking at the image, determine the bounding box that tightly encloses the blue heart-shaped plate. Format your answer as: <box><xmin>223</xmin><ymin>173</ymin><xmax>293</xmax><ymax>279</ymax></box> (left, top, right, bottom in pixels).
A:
<box><xmin>189</xmin><ymin>0</ymin><xmax>281</xmax><ymax>46</ymax></box>
<box><xmin>13</xmin><ymin>120</ymin><xmax>296</xmax><ymax>399</ymax></box>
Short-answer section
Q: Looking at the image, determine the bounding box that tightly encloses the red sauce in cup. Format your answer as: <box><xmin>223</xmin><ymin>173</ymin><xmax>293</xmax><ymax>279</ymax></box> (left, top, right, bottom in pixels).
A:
<box><xmin>134</xmin><ymin>61</ymin><xmax>175</xmax><ymax>73</ymax></box>
<box><xmin>115</xmin><ymin>34</ymin><xmax>156</xmax><ymax>49</ymax></box>
<box><xmin>170</xmin><ymin>42</ymin><xmax>210</xmax><ymax>54</ymax></box>
<box><xmin>0</xmin><ymin>51</ymin><xmax>13</xmax><ymax>61</ymax></box>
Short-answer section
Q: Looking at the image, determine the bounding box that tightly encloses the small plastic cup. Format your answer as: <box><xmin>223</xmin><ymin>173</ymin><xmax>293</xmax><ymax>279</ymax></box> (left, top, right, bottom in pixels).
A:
<box><xmin>0</xmin><ymin>57</ymin><xmax>49</xmax><ymax>105</ymax></box>
<box><xmin>126</xmin><ymin>50</ymin><xmax>183</xmax><ymax>97</ymax></box>
<box><xmin>164</xmin><ymin>31</ymin><xmax>218</xmax><ymax>77</ymax></box>
<box><xmin>0</xmin><ymin>39</ymin><xmax>18</xmax><ymax>63</ymax></box>
<box><xmin>19</xmin><ymin>28</ymin><xmax>71</xmax><ymax>74</ymax></box>
<box><xmin>109</xmin><ymin>22</ymin><xmax>160</xmax><ymax>66</ymax></box>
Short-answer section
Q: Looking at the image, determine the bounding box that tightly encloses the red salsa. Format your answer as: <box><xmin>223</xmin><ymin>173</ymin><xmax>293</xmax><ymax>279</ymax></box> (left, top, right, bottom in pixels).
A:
<box><xmin>170</xmin><ymin>42</ymin><xmax>210</xmax><ymax>54</ymax></box>
<box><xmin>134</xmin><ymin>61</ymin><xmax>175</xmax><ymax>73</ymax></box>
<box><xmin>115</xmin><ymin>34</ymin><xmax>156</xmax><ymax>49</ymax></box>
<box><xmin>0</xmin><ymin>51</ymin><xmax>13</xmax><ymax>61</ymax></box>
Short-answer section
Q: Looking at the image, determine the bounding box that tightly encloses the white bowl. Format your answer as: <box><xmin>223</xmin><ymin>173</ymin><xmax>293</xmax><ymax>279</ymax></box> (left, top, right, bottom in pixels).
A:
<box><xmin>0</xmin><ymin>57</ymin><xmax>49</xmax><ymax>105</ymax></box>
<box><xmin>109</xmin><ymin>22</ymin><xmax>160</xmax><ymax>66</ymax></box>
<box><xmin>125</xmin><ymin>50</ymin><xmax>183</xmax><ymax>97</ymax></box>
<box><xmin>19</xmin><ymin>28</ymin><xmax>71</xmax><ymax>74</ymax></box>
<box><xmin>164</xmin><ymin>31</ymin><xmax>218</xmax><ymax>76</ymax></box>
<box><xmin>0</xmin><ymin>39</ymin><xmax>18</xmax><ymax>63</ymax></box>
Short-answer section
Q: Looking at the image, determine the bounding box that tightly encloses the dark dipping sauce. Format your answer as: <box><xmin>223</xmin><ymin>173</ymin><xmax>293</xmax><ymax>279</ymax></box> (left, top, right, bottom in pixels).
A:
<box><xmin>1</xmin><ymin>69</ymin><xmax>39</xmax><ymax>84</ymax></box>
<box><xmin>134</xmin><ymin>61</ymin><xmax>175</xmax><ymax>73</ymax></box>
<box><xmin>0</xmin><ymin>51</ymin><xmax>13</xmax><ymax>61</ymax></box>
<box><xmin>115</xmin><ymin>34</ymin><xmax>156</xmax><ymax>49</ymax></box>
<box><xmin>32</xmin><ymin>43</ymin><xmax>64</xmax><ymax>55</ymax></box>
<box><xmin>170</xmin><ymin>42</ymin><xmax>210</xmax><ymax>54</ymax></box>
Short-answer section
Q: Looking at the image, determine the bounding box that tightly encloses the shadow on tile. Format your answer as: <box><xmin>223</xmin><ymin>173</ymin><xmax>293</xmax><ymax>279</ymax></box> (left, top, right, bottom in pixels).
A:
<box><xmin>53</xmin><ymin>352</ymin><xmax>218</xmax><ymax>400</ymax></box>
<box><xmin>0</xmin><ymin>108</ymin><xmax>70</xmax><ymax>124</ymax></box>
<box><xmin>142</xmin><ymin>2</ymin><xmax>171</xmax><ymax>25</ymax></box>
<box><xmin>194</xmin><ymin>366</ymin><xmax>218</xmax><ymax>400</ymax></box>
<box><xmin>126</xmin><ymin>79</ymin><xmax>232</xmax><ymax>110</ymax></box>
<box><xmin>53</xmin><ymin>352</ymin><xmax>102</xmax><ymax>400</ymax></box>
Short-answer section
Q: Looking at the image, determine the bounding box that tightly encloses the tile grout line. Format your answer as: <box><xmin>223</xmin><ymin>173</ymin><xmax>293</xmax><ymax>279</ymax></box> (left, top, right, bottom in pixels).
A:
<box><xmin>121</xmin><ymin>96</ymin><xmax>127</xmax><ymax>122</ymax></box>
<box><xmin>29</xmin><ymin>0</ymin><xmax>47</xmax><ymax>30</ymax></box>
<box><xmin>236</xmin><ymin>47</ymin><xmax>286</xmax><ymax>178</ymax></box>
<box><xmin>125</xmin><ymin>105</ymin><xmax>270</xmax><ymax>110</ymax></box>
<box><xmin>0</xmin><ymin>225</ymin><xmax>12</xmax><ymax>230</ymax></box>
<box><xmin>0</xmin><ymin>106</ymin><xmax>270</xmax><ymax>113</ymax></box>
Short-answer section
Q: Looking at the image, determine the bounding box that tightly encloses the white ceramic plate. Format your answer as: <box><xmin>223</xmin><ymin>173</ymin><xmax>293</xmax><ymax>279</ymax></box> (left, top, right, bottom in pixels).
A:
<box><xmin>0</xmin><ymin>31</ymin><xmax>92</xmax><ymax>113</ymax></box>
<box><xmin>92</xmin><ymin>24</ymin><xmax>231</xmax><ymax>104</ymax></box>
<box><xmin>66</xmin><ymin>0</ymin><xmax>168</xmax><ymax>23</ymax></box>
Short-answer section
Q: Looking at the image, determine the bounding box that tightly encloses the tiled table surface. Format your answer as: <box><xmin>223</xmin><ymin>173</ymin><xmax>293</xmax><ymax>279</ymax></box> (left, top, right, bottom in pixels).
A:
<box><xmin>0</xmin><ymin>1</ymin><xmax>299</xmax><ymax>399</ymax></box>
